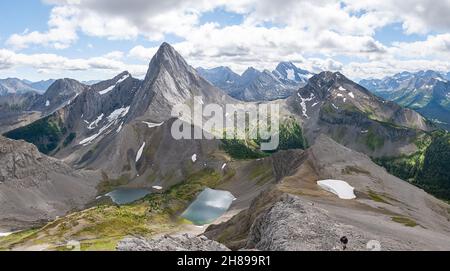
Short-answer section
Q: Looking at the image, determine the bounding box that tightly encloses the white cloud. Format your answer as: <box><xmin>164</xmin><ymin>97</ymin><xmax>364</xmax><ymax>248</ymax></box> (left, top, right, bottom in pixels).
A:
<box><xmin>3</xmin><ymin>0</ymin><xmax>450</xmax><ymax>79</ymax></box>
<box><xmin>103</xmin><ymin>51</ymin><xmax>124</xmax><ymax>60</ymax></box>
<box><xmin>128</xmin><ymin>46</ymin><xmax>158</xmax><ymax>60</ymax></box>
<box><xmin>7</xmin><ymin>6</ymin><xmax>79</xmax><ymax>49</ymax></box>
<box><xmin>391</xmin><ymin>34</ymin><xmax>450</xmax><ymax>58</ymax></box>
<box><xmin>0</xmin><ymin>48</ymin><xmax>147</xmax><ymax>77</ymax></box>
<box><xmin>343</xmin><ymin>0</ymin><xmax>450</xmax><ymax>34</ymax></box>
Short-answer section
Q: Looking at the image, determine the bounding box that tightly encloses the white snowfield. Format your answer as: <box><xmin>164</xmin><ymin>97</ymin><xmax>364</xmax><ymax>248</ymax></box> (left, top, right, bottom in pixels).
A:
<box><xmin>152</xmin><ymin>186</ymin><xmax>163</xmax><ymax>190</ymax></box>
<box><xmin>317</xmin><ymin>179</ymin><xmax>356</xmax><ymax>199</ymax></box>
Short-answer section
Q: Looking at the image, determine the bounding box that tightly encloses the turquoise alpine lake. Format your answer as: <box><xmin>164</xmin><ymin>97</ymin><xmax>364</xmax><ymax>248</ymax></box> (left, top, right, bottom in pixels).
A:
<box><xmin>181</xmin><ymin>188</ymin><xmax>235</xmax><ymax>225</ymax></box>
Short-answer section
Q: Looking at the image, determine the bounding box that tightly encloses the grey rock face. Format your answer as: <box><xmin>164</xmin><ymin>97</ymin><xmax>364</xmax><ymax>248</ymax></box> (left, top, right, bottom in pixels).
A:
<box><xmin>0</xmin><ymin>136</ymin><xmax>100</xmax><ymax>230</ymax></box>
<box><xmin>0</xmin><ymin>136</ymin><xmax>70</xmax><ymax>181</ymax></box>
<box><xmin>31</xmin><ymin>78</ymin><xmax>87</xmax><ymax>115</ymax></box>
<box><xmin>117</xmin><ymin>234</ymin><xmax>230</xmax><ymax>251</ymax></box>
<box><xmin>246</xmin><ymin>194</ymin><xmax>367</xmax><ymax>251</ymax></box>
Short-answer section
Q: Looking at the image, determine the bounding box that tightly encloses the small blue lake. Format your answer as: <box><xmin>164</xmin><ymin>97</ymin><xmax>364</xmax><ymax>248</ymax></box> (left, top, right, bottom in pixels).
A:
<box><xmin>106</xmin><ymin>188</ymin><xmax>151</xmax><ymax>205</ymax></box>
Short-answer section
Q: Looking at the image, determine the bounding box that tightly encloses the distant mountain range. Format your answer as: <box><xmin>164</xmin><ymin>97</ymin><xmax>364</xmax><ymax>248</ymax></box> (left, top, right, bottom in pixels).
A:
<box><xmin>0</xmin><ymin>78</ymin><xmax>55</xmax><ymax>95</ymax></box>
<box><xmin>360</xmin><ymin>70</ymin><xmax>450</xmax><ymax>130</ymax></box>
<box><xmin>197</xmin><ymin>61</ymin><xmax>313</xmax><ymax>101</ymax></box>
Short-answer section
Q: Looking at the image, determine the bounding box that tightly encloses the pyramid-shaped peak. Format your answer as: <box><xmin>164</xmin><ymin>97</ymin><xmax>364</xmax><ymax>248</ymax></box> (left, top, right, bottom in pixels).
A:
<box><xmin>144</xmin><ymin>42</ymin><xmax>194</xmax><ymax>76</ymax></box>
<box><xmin>154</xmin><ymin>42</ymin><xmax>182</xmax><ymax>61</ymax></box>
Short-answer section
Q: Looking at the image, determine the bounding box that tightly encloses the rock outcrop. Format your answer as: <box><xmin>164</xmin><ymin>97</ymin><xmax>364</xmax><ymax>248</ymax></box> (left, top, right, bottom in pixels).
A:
<box><xmin>0</xmin><ymin>136</ymin><xmax>100</xmax><ymax>230</ymax></box>
<box><xmin>117</xmin><ymin>234</ymin><xmax>230</xmax><ymax>251</ymax></box>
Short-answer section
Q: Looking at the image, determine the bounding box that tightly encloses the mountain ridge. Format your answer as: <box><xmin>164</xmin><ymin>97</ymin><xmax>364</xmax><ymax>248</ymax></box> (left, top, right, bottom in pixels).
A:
<box><xmin>198</xmin><ymin>61</ymin><xmax>313</xmax><ymax>101</ymax></box>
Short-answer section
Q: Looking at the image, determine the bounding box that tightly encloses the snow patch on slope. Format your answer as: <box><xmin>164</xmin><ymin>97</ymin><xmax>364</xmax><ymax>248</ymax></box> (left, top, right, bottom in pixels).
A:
<box><xmin>143</xmin><ymin>121</ymin><xmax>164</xmax><ymax>128</ymax></box>
<box><xmin>99</xmin><ymin>74</ymin><xmax>130</xmax><ymax>95</ymax></box>
<box><xmin>317</xmin><ymin>180</ymin><xmax>356</xmax><ymax>199</ymax></box>
<box><xmin>79</xmin><ymin>106</ymin><xmax>130</xmax><ymax>145</ymax></box>
<box><xmin>286</xmin><ymin>69</ymin><xmax>295</xmax><ymax>80</ymax></box>
<box><xmin>107</xmin><ymin>106</ymin><xmax>130</xmax><ymax>123</ymax></box>
<box><xmin>298</xmin><ymin>93</ymin><xmax>315</xmax><ymax>118</ymax></box>
<box><xmin>87</xmin><ymin>114</ymin><xmax>104</xmax><ymax>130</ymax></box>
<box><xmin>136</xmin><ymin>142</ymin><xmax>146</xmax><ymax>162</ymax></box>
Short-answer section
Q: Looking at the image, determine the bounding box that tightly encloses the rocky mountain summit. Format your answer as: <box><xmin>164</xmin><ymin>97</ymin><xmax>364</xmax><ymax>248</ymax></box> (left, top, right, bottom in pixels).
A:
<box><xmin>286</xmin><ymin>71</ymin><xmax>430</xmax><ymax>157</ymax></box>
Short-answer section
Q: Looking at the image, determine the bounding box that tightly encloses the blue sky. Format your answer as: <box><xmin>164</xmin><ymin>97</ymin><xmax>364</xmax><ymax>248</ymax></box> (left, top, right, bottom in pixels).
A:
<box><xmin>1</xmin><ymin>0</ymin><xmax>450</xmax><ymax>81</ymax></box>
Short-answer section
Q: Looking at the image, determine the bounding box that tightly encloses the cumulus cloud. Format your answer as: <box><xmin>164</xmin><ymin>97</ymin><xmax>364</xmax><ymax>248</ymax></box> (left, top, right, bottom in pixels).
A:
<box><xmin>128</xmin><ymin>46</ymin><xmax>158</xmax><ymax>60</ymax></box>
<box><xmin>344</xmin><ymin>0</ymin><xmax>450</xmax><ymax>34</ymax></box>
<box><xmin>0</xmin><ymin>48</ymin><xmax>147</xmax><ymax>76</ymax></box>
<box><xmin>391</xmin><ymin>34</ymin><xmax>450</xmax><ymax>58</ymax></box>
<box><xmin>2</xmin><ymin>0</ymin><xmax>450</xmax><ymax>79</ymax></box>
<box><xmin>7</xmin><ymin>6</ymin><xmax>79</xmax><ymax>49</ymax></box>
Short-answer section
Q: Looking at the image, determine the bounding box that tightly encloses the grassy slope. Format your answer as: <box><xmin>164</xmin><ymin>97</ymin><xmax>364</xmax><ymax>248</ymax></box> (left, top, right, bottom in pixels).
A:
<box><xmin>221</xmin><ymin>118</ymin><xmax>307</xmax><ymax>160</ymax></box>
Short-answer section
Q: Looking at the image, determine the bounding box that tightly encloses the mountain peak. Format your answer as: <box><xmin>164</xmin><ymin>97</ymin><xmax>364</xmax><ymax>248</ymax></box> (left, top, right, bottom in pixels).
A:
<box><xmin>154</xmin><ymin>42</ymin><xmax>180</xmax><ymax>62</ymax></box>
<box><xmin>241</xmin><ymin>67</ymin><xmax>261</xmax><ymax>77</ymax></box>
<box><xmin>276</xmin><ymin>61</ymin><xmax>296</xmax><ymax>70</ymax></box>
<box><xmin>310</xmin><ymin>71</ymin><xmax>346</xmax><ymax>86</ymax></box>
<box><xmin>144</xmin><ymin>42</ymin><xmax>193</xmax><ymax>79</ymax></box>
<box><xmin>114</xmin><ymin>71</ymin><xmax>131</xmax><ymax>80</ymax></box>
